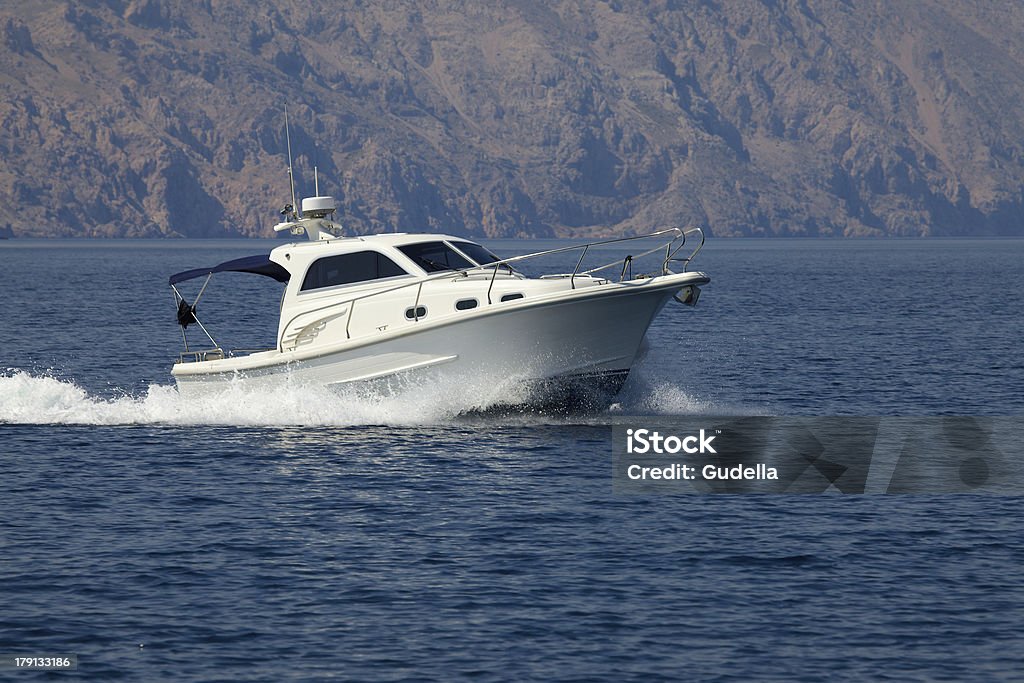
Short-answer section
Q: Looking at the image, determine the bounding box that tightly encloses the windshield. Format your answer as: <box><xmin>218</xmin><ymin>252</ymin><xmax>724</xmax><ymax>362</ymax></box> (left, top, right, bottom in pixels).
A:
<box><xmin>398</xmin><ymin>241</ymin><xmax>475</xmax><ymax>273</ymax></box>
<box><xmin>450</xmin><ymin>241</ymin><xmax>501</xmax><ymax>266</ymax></box>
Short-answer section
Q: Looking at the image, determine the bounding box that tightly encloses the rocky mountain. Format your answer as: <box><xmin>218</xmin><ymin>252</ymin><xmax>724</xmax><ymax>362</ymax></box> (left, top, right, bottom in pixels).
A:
<box><xmin>2</xmin><ymin>0</ymin><xmax>1024</xmax><ymax>238</ymax></box>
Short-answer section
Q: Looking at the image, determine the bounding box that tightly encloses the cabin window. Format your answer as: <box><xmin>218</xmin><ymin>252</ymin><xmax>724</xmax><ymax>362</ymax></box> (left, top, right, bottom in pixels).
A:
<box><xmin>301</xmin><ymin>251</ymin><xmax>407</xmax><ymax>291</ymax></box>
<box><xmin>405</xmin><ymin>306</ymin><xmax>427</xmax><ymax>320</ymax></box>
<box><xmin>500</xmin><ymin>293</ymin><xmax>524</xmax><ymax>302</ymax></box>
<box><xmin>398</xmin><ymin>241</ymin><xmax>474</xmax><ymax>273</ymax></box>
<box><xmin>455</xmin><ymin>298</ymin><xmax>478</xmax><ymax>311</ymax></box>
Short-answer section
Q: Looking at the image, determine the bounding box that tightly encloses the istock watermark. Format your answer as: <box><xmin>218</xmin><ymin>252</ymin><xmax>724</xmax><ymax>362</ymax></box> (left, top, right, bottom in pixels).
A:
<box><xmin>626</xmin><ymin>428</ymin><xmax>718</xmax><ymax>454</ymax></box>
<box><xmin>612</xmin><ymin>417</ymin><xmax>1024</xmax><ymax>494</ymax></box>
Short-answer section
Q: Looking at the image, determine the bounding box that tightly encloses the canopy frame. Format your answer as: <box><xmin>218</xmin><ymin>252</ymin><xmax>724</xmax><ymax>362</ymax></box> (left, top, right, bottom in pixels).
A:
<box><xmin>168</xmin><ymin>253</ymin><xmax>290</xmax><ymax>353</ymax></box>
<box><xmin>171</xmin><ymin>275</ymin><xmax>219</xmax><ymax>352</ymax></box>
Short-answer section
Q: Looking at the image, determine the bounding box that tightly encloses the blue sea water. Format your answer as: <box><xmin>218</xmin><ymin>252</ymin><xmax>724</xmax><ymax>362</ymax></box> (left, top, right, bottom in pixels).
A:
<box><xmin>1</xmin><ymin>238</ymin><xmax>1023</xmax><ymax>681</ymax></box>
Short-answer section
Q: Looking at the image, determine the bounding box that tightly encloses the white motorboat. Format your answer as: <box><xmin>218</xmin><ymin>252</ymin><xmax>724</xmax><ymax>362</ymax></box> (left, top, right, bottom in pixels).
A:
<box><xmin>168</xmin><ymin>193</ymin><xmax>710</xmax><ymax>408</ymax></box>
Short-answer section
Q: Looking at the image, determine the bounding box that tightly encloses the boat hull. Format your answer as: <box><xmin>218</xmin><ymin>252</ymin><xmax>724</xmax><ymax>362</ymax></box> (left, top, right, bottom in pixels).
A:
<box><xmin>172</xmin><ymin>273</ymin><xmax>706</xmax><ymax>408</ymax></box>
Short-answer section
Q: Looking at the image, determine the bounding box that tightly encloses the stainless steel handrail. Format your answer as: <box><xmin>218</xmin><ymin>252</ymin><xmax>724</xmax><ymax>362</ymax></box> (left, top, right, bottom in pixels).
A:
<box><xmin>581</xmin><ymin>232</ymin><xmax>684</xmax><ymax>278</ymax></box>
<box><xmin>485</xmin><ymin>227</ymin><xmax>686</xmax><ymax>303</ymax></box>
<box><xmin>177</xmin><ymin>348</ymin><xmax>224</xmax><ymax>364</ymax></box>
<box><xmin>666</xmin><ymin>227</ymin><xmax>705</xmax><ymax>271</ymax></box>
<box><xmin>578</xmin><ymin>226</ymin><xmax>705</xmax><ymax>278</ymax></box>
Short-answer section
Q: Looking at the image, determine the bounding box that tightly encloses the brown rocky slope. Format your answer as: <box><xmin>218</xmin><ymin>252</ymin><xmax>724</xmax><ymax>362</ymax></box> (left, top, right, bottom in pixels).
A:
<box><xmin>2</xmin><ymin>0</ymin><xmax>1024</xmax><ymax>238</ymax></box>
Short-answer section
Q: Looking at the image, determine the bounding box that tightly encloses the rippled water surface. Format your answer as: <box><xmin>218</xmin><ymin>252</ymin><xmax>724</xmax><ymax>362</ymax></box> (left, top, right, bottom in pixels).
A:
<box><xmin>2</xmin><ymin>238</ymin><xmax>1023</xmax><ymax>681</ymax></box>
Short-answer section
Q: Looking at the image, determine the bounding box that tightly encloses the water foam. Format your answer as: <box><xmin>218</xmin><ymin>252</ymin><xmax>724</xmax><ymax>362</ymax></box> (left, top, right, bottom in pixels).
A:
<box><xmin>612</xmin><ymin>381</ymin><xmax>710</xmax><ymax>414</ymax></box>
<box><xmin>0</xmin><ymin>368</ymin><xmax>744</xmax><ymax>427</ymax></box>
<box><xmin>0</xmin><ymin>371</ymin><xmax>470</xmax><ymax>426</ymax></box>
<box><xmin>0</xmin><ymin>368</ymin><xmax>589</xmax><ymax>427</ymax></box>
<box><xmin>611</xmin><ymin>366</ymin><xmax>766</xmax><ymax>417</ymax></box>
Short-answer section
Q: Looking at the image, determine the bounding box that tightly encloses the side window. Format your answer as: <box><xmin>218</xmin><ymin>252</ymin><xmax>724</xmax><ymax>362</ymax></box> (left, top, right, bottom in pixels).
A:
<box><xmin>301</xmin><ymin>251</ymin><xmax>408</xmax><ymax>291</ymax></box>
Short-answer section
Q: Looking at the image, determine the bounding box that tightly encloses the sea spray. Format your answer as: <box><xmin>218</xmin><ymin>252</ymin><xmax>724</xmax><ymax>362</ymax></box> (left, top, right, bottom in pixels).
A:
<box><xmin>612</xmin><ymin>365</ymin><xmax>765</xmax><ymax>416</ymax></box>
<box><xmin>0</xmin><ymin>365</ymin><xmax>754</xmax><ymax>427</ymax></box>
<box><xmin>0</xmin><ymin>370</ymin><xmax>492</xmax><ymax>426</ymax></box>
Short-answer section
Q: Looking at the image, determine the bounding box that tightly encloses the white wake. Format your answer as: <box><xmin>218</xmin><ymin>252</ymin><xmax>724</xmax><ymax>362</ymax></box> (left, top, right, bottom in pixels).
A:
<box><xmin>0</xmin><ymin>368</ymin><xmax>741</xmax><ymax>427</ymax></box>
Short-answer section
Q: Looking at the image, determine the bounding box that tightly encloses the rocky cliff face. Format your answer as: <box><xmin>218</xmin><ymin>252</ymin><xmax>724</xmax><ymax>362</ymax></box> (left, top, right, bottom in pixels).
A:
<box><xmin>2</xmin><ymin>1</ymin><xmax>1023</xmax><ymax>238</ymax></box>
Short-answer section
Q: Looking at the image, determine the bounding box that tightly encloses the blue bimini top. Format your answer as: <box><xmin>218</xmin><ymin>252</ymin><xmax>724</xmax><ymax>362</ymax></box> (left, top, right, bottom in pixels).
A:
<box><xmin>168</xmin><ymin>254</ymin><xmax>291</xmax><ymax>285</ymax></box>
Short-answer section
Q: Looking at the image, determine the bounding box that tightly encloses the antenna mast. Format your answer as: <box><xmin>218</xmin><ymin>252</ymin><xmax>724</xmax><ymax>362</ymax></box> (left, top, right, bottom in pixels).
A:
<box><xmin>285</xmin><ymin>107</ymin><xmax>299</xmax><ymax>219</ymax></box>
<box><xmin>273</xmin><ymin>108</ymin><xmax>342</xmax><ymax>241</ymax></box>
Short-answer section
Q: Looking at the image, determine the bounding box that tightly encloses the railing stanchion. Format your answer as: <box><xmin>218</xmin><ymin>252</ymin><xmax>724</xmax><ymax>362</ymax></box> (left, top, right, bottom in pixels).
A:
<box><xmin>620</xmin><ymin>255</ymin><xmax>632</xmax><ymax>281</ymax></box>
<box><xmin>571</xmin><ymin>246</ymin><xmax>589</xmax><ymax>290</ymax></box>
<box><xmin>487</xmin><ymin>263</ymin><xmax>501</xmax><ymax>304</ymax></box>
<box><xmin>345</xmin><ymin>301</ymin><xmax>355</xmax><ymax>339</ymax></box>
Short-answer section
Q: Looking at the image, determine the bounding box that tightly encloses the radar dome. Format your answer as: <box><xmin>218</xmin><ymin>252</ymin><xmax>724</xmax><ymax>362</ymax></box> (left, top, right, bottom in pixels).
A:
<box><xmin>301</xmin><ymin>196</ymin><xmax>336</xmax><ymax>218</ymax></box>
